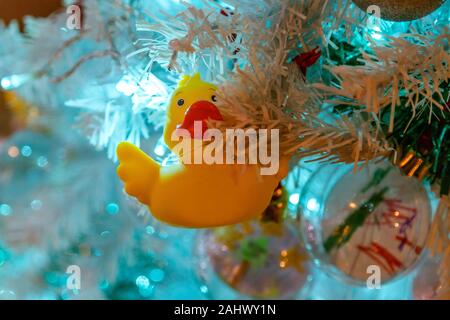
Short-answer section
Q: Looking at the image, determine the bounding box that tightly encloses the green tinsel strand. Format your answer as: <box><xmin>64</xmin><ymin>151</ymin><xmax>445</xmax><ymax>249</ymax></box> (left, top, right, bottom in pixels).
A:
<box><xmin>439</xmin><ymin>135</ymin><xmax>450</xmax><ymax>196</ymax></box>
<box><xmin>323</xmin><ymin>187</ymin><xmax>389</xmax><ymax>253</ymax></box>
<box><xmin>385</xmin><ymin>100</ymin><xmax>449</xmax><ymax>194</ymax></box>
<box><xmin>326</xmin><ymin>34</ymin><xmax>367</xmax><ymax>95</ymax></box>
<box><xmin>328</xmin><ymin>34</ymin><xmax>366</xmax><ymax>67</ymax></box>
<box><xmin>325</xmin><ymin>36</ymin><xmax>450</xmax><ymax>195</ymax></box>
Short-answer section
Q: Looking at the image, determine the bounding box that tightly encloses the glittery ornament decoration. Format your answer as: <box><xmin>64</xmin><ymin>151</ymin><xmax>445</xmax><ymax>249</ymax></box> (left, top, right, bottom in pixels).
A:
<box><xmin>196</xmin><ymin>222</ymin><xmax>310</xmax><ymax>299</ymax></box>
<box><xmin>196</xmin><ymin>186</ymin><xmax>310</xmax><ymax>299</ymax></box>
<box><xmin>352</xmin><ymin>0</ymin><xmax>446</xmax><ymax>22</ymax></box>
<box><xmin>0</xmin><ymin>91</ymin><xmax>36</xmax><ymax>140</ymax></box>
<box><xmin>0</xmin><ymin>0</ymin><xmax>62</xmax><ymax>31</ymax></box>
<box><xmin>0</xmin><ymin>90</ymin><xmax>14</xmax><ymax>139</ymax></box>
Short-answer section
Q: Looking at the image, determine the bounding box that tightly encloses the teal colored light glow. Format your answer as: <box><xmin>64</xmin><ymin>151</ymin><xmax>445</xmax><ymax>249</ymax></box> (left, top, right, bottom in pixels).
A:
<box><xmin>370</xmin><ymin>26</ymin><xmax>383</xmax><ymax>41</ymax></box>
<box><xmin>154</xmin><ymin>144</ymin><xmax>165</xmax><ymax>157</ymax></box>
<box><xmin>106</xmin><ymin>203</ymin><xmax>119</xmax><ymax>215</ymax></box>
<box><xmin>289</xmin><ymin>193</ymin><xmax>300</xmax><ymax>206</ymax></box>
<box><xmin>306</xmin><ymin>198</ymin><xmax>320</xmax><ymax>212</ymax></box>
<box><xmin>0</xmin><ymin>249</ymin><xmax>9</xmax><ymax>266</ymax></box>
<box><xmin>138</xmin><ymin>286</ymin><xmax>154</xmax><ymax>298</ymax></box>
<box><xmin>99</xmin><ymin>280</ymin><xmax>109</xmax><ymax>290</ymax></box>
<box><xmin>0</xmin><ymin>204</ymin><xmax>12</xmax><ymax>216</ymax></box>
<box><xmin>30</xmin><ymin>200</ymin><xmax>43</xmax><ymax>211</ymax></box>
<box><xmin>149</xmin><ymin>268</ymin><xmax>165</xmax><ymax>283</ymax></box>
<box><xmin>21</xmin><ymin>146</ymin><xmax>32</xmax><ymax>157</ymax></box>
<box><xmin>136</xmin><ymin>275</ymin><xmax>150</xmax><ymax>289</ymax></box>
<box><xmin>44</xmin><ymin>272</ymin><xmax>60</xmax><ymax>286</ymax></box>
<box><xmin>1</xmin><ymin>78</ymin><xmax>11</xmax><ymax>89</ymax></box>
<box><xmin>0</xmin><ymin>73</ymin><xmax>34</xmax><ymax>90</ymax></box>
<box><xmin>92</xmin><ymin>248</ymin><xmax>103</xmax><ymax>257</ymax></box>
<box><xmin>145</xmin><ymin>225</ymin><xmax>155</xmax><ymax>235</ymax></box>
<box><xmin>100</xmin><ymin>231</ymin><xmax>111</xmax><ymax>237</ymax></box>
<box><xmin>115</xmin><ymin>78</ymin><xmax>135</xmax><ymax>96</ymax></box>
<box><xmin>37</xmin><ymin>156</ymin><xmax>48</xmax><ymax>168</ymax></box>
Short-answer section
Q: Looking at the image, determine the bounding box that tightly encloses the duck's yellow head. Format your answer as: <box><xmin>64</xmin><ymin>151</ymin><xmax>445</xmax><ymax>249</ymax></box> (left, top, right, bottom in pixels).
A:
<box><xmin>163</xmin><ymin>73</ymin><xmax>223</xmax><ymax>150</ymax></box>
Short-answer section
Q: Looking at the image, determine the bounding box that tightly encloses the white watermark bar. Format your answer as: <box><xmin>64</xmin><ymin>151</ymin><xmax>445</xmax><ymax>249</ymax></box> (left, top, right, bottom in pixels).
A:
<box><xmin>171</xmin><ymin>121</ymin><xmax>280</xmax><ymax>176</ymax></box>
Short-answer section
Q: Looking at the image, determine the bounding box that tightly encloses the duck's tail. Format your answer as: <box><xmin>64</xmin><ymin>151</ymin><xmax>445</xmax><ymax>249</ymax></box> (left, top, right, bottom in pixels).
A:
<box><xmin>116</xmin><ymin>142</ymin><xmax>160</xmax><ymax>206</ymax></box>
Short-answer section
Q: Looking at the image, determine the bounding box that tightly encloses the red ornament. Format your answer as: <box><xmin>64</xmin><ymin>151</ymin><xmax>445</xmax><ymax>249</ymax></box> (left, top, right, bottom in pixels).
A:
<box><xmin>417</xmin><ymin>129</ymin><xmax>433</xmax><ymax>155</ymax></box>
<box><xmin>219</xmin><ymin>8</ymin><xmax>240</xmax><ymax>55</ymax></box>
<box><xmin>220</xmin><ymin>9</ymin><xmax>233</xmax><ymax>17</ymax></box>
<box><xmin>292</xmin><ymin>47</ymin><xmax>322</xmax><ymax>76</ymax></box>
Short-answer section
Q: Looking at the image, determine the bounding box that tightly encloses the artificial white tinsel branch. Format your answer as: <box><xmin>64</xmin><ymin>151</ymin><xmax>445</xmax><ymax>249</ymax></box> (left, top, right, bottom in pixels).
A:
<box><xmin>135</xmin><ymin>0</ymin><xmax>390</xmax><ymax>163</ymax></box>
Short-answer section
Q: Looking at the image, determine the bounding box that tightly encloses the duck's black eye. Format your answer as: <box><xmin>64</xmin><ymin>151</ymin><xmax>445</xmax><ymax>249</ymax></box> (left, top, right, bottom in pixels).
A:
<box><xmin>177</xmin><ymin>99</ymin><xmax>185</xmax><ymax>107</ymax></box>
<box><xmin>211</xmin><ymin>95</ymin><xmax>218</xmax><ymax>102</ymax></box>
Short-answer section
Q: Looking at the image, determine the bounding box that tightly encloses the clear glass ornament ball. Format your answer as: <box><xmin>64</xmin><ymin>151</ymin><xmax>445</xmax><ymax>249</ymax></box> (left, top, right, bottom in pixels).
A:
<box><xmin>195</xmin><ymin>220</ymin><xmax>312</xmax><ymax>299</ymax></box>
<box><xmin>299</xmin><ymin>161</ymin><xmax>431</xmax><ymax>285</ymax></box>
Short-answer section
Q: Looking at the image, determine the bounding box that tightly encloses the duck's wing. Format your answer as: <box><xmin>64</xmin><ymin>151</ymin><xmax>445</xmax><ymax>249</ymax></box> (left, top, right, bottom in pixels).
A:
<box><xmin>116</xmin><ymin>142</ymin><xmax>160</xmax><ymax>206</ymax></box>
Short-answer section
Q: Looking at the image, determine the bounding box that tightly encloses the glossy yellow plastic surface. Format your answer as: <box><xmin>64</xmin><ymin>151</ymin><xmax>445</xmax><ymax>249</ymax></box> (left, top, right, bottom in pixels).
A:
<box><xmin>116</xmin><ymin>74</ymin><xmax>289</xmax><ymax>228</ymax></box>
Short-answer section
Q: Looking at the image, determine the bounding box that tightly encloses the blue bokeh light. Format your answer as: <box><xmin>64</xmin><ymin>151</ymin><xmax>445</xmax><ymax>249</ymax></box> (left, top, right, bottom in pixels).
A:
<box><xmin>21</xmin><ymin>146</ymin><xmax>33</xmax><ymax>157</ymax></box>
<box><xmin>106</xmin><ymin>203</ymin><xmax>120</xmax><ymax>215</ymax></box>
<box><xmin>149</xmin><ymin>269</ymin><xmax>165</xmax><ymax>283</ymax></box>
<box><xmin>0</xmin><ymin>204</ymin><xmax>12</xmax><ymax>216</ymax></box>
<box><xmin>136</xmin><ymin>275</ymin><xmax>150</xmax><ymax>289</ymax></box>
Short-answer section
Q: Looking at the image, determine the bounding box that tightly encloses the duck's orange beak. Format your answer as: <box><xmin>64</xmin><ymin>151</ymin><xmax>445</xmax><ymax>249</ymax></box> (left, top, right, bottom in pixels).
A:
<box><xmin>177</xmin><ymin>101</ymin><xmax>223</xmax><ymax>139</ymax></box>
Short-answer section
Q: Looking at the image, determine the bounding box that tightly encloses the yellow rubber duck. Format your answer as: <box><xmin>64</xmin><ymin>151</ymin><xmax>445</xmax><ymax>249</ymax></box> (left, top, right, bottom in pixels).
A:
<box><xmin>117</xmin><ymin>74</ymin><xmax>289</xmax><ymax>228</ymax></box>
